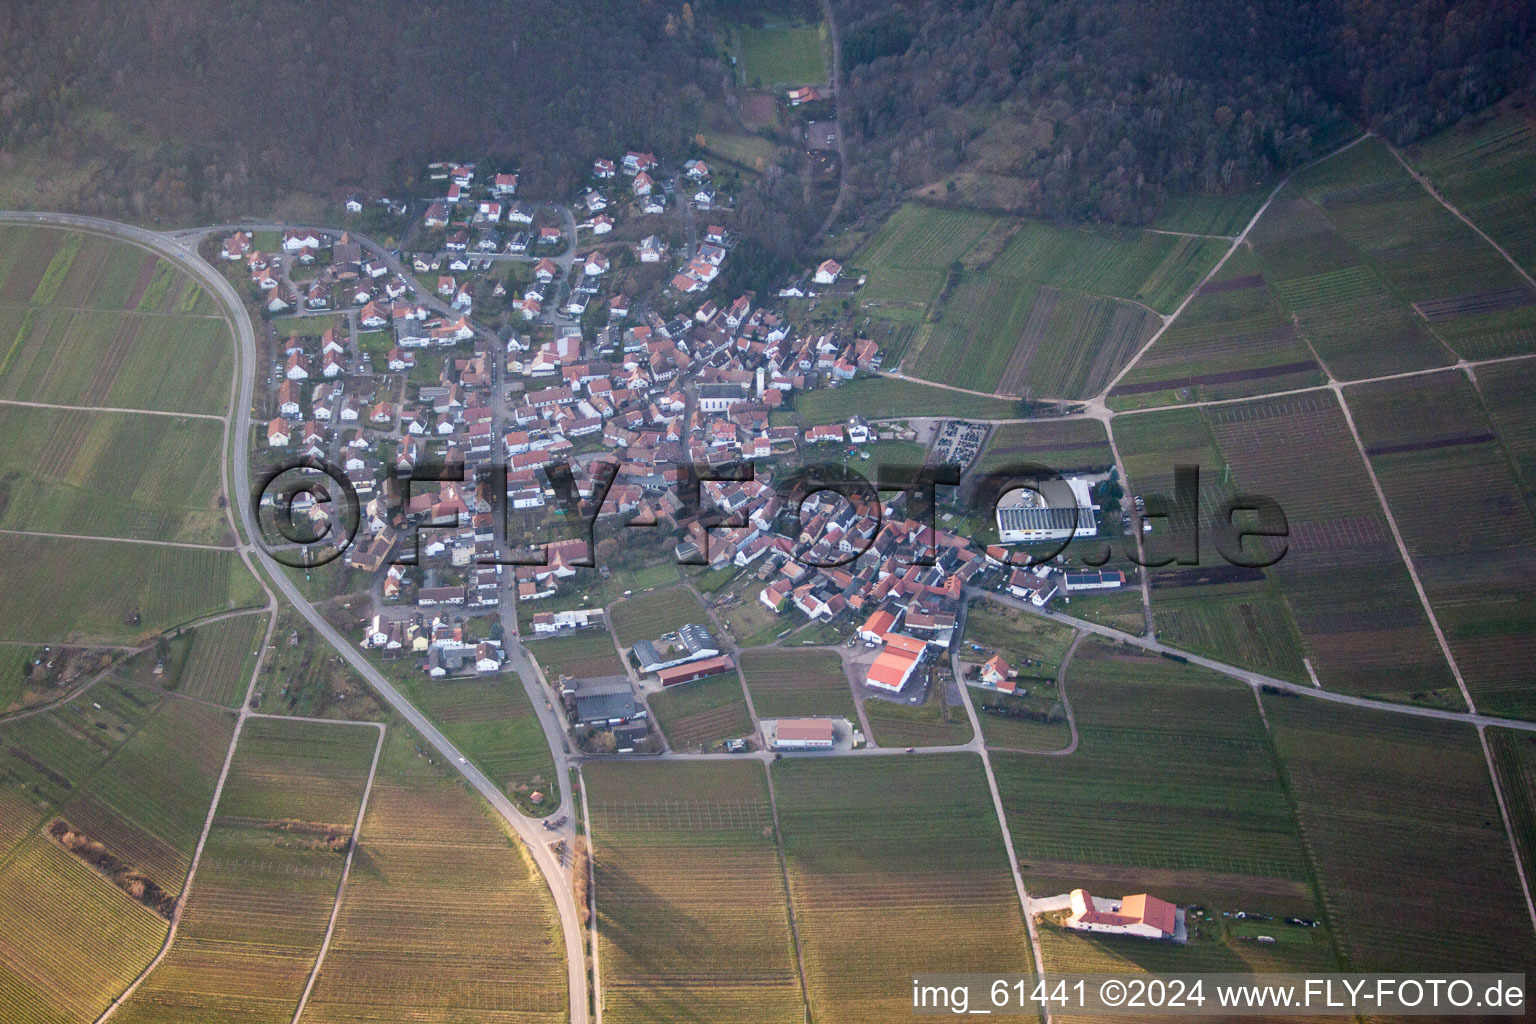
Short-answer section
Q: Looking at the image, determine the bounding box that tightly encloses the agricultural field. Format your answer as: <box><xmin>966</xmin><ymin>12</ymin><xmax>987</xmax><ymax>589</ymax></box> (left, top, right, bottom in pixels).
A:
<box><xmin>1112</xmin><ymin>392</ymin><xmax>1458</xmax><ymax>700</ymax></box>
<box><xmin>1345</xmin><ymin>371</ymin><xmax>1536</xmax><ymax>718</ymax></box>
<box><xmin>971</xmin><ymin>416</ymin><xmax>1113</xmax><ymax>478</ymax></box>
<box><xmin>1251</xmin><ymin>137</ymin><xmax>1536</xmax><ymax>374</ymax></box>
<box><xmin>994</xmin><ymin>640</ymin><xmax>1320</xmax><ymax>919</ymax></box>
<box><xmin>865</xmin><ymin>213</ymin><xmax>1230</xmax><ymax>398</ymax></box>
<box><xmin>739</xmin><ymin>648</ymin><xmax>856</xmax><ymax>720</ymax></box>
<box><xmin>113</xmin><ymin>718</ymin><xmax>377</xmax><ymax>1024</ymax></box>
<box><xmin>391</xmin><ymin>668</ymin><xmax>558</xmax><ymax>813</ymax></box>
<box><xmin>1149</xmin><ymin>189</ymin><xmax>1268</xmax><ymax>237</ymax></box>
<box><xmin>734</xmin><ymin>23</ymin><xmax>826</xmax><ymax>88</ymax></box>
<box><xmin>0</xmin><ymin>834</ymin><xmax>168</xmax><ymax>1024</ymax></box>
<box><xmin>846</xmin><ymin>205</ymin><xmax>1004</xmax><ymax>322</ymax></box>
<box><xmin>301</xmin><ymin>726</ymin><xmax>567</xmax><ymax>1024</ymax></box>
<box><xmin>1264</xmin><ymin>696</ymin><xmax>1536</xmax><ymax>972</ymax></box>
<box><xmin>1108</xmin><ymin>247</ymin><xmax>1326</xmax><ymax>409</ymax></box>
<box><xmin>987</xmin><ymin>222</ymin><xmax>1228</xmax><ymax>314</ymax></box>
<box><xmin>0</xmin><ymin>405</ymin><xmax>229</xmax><ymax>544</ymax></box>
<box><xmin>0</xmin><ymin>693</ymin><xmax>233</xmax><ymax>1024</ymax></box>
<box><xmin>609</xmin><ymin>586</ymin><xmax>707</xmax><ymax>647</ymax></box>
<box><xmin>789</xmin><ymin>375</ymin><xmax>1019</xmax><ymax>424</ymax></box>
<box><xmin>1408</xmin><ymin>105</ymin><xmax>1536</xmax><ymax>278</ymax></box>
<box><xmin>0</xmin><ymin>646</ymin><xmax>35</xmax><ymax>712</ymax></box>
<box><xmin>773</xmin><ymin>755</ymin><xmax>1033</xmax><ymax>1024</ymax></box>
<box><xmin>861</xmin><ymin>672</ymin><xmax>972</xmax><ymax>748</ymax></box>
<box><xmin>909</xmin><ymin>275</ymin><xmax>1158</xmax><ymax>399</ymax></box>
<box><xmin>0</xmin><ymin>533</ymin><xmax>261</xmax><ymax>644</ymax></box>
<box><xmin>59</xmin><ymin>698</ymin><xmax>235</xmax><ymax>894</ymax></box>
<box><xmin>1475</xmin><ymin>358</ymin><xmax>1536</xmax><ymax>504</ymax></box>
<box><xmin>175</xmin><ymin>612</ymin><xmax>267</xmax><ymax>706</ymax></box>
<box><xmin>647</xmin><ymin>672</ymin><xmax>754</xmax><ymax>751</ymax></box>
<box><xmin>525</xmin><ymin>628</ymin><xmax>624</xmax><ymax>680</ymax></box>
<box><xmin>586</xmin><ymin>760</ymin><xmax>806</xmax><ymax>1024</ymax></box>
<box><xmin>0</xmin><ymin>307</ymin><xmax>232</xmax><ymax>416</ymax></box>
<box><xmin>1486</xmin><ymin>729</ymin><xmax>1536</xmax><ymax>892</ymax></box>
<box><xmin>0</xmin><ymin>681</ymin><xmax>161</xmax><ymax>858</ymax></box>
<box><xmin>0</xmin><ymin>226</ymin><xmax>207</xmax><ymax>314</ymax></box>
<box><xmin>962</xmin><ymin>600</ymin><xmax>1077</xmax><ymax>750</ymax></box>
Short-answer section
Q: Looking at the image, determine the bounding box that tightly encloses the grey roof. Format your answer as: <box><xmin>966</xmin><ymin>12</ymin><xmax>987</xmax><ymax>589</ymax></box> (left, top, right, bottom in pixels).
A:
<box><xmin>574</xmin><ymin>675</ymin><xmax>640</xmax><ymax>723</ymax></box>
<box><xmin>997</xmin><ymin>506</ymin><xmax>1083</xmax><ymax>533</ymax></box>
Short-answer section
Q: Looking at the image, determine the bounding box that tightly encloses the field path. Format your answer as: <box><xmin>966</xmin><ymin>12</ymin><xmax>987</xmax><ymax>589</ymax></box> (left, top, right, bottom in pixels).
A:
<box><xmin>287</xmin><ymin>717</ymin><xmax>388</xmax><ymax>1024</ymax></box>
<box><xmin>947</xmin><ymin>598</ymin><xmax>1053</xmax><ymax>1021</ymax></box>
<box><xmin>0</xmin><ymin>527</ymin><xmax>234</xmax><ymax>550</ymax></box>
<box><xmin>813</xmin><ymin>0</ymin><xmax>849</xmax><ymax>240</ymax></box>
<box><xmin>0</xmin><ymin>398</ymin><xmax>225</xmax><ymax>420</ymax></box>
<box><xmin>96</xmin><ymin>597</ymin><xmax>279</xmax><ymax>1024</ymax></box>
<box><xmin>1385</xmin><ymin>141</ymin><xmax>1536</xmax><ymax>291</ymax></box>
<box><xmin>1097</xmin><ymin>133</ymin><xmax>1372</xmax><ymax>403</ymax></box>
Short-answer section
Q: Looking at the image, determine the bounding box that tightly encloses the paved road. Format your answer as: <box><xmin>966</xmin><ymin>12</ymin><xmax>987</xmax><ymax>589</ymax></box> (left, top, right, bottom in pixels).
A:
<box><xmin>974</xmin><ymin>587</ymin><xmax>1536</xmax><ymax>733</ymax></box>
<box><xmin>0</xmin><ymin>211</ymin><xmax>592</xmax><ymax>1024</ymax></box>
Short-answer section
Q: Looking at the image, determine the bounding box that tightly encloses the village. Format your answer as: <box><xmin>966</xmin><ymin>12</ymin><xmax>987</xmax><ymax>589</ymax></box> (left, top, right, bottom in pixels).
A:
<box><xmin>228</xmin><ymin>141</ymin><xmax>1143</xmax><ymax>768</ymax></box>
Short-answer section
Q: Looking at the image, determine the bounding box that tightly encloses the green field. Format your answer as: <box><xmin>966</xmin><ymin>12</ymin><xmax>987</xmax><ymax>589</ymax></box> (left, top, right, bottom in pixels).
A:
<box><xmin>586</xmin><ymin>760</ymin><xmax>806</xmax><ymax>1024</ymax></box>
<box><xmin>176</xmin><ymin>613</ymin><xmax>266</xmax><ymax>706</ymax></box>
<box><xmin>790</xmin><ymin>375</ymin><xmax>1020</xmax><ymax>423</ymax></box>
<box><xmin>647</xmin><ymin>672</ymin><xmax>754</xmax><ymax>751</ymax></box>
<box><xmin>735</xmin><ymin>23</ymin><xmax>827</xmax><ymax>88</ymax></box>
<box><xmin>1408</xmin><ymin>106</ymin><xmax>1536</xmax><ymax>278</ymax></box>
<box><xmin>1150</xmin><ymin>189</ymin><xmax>1268</xmax><ymax>237</ymax></box>
<box><xmin>302</xmin><ymin>725</ymin><xmax>567</xmax><ymax>1024</ymax></box>
<box><xmin>963</xmin><ymin>601</ymin><xmax>1077</xmax><ymax>750</ymax></box>
<box><xmin>0</xmin><ymin>226</ymin><xmax>208</xmax><ymax>314</ymax></box>
<box><xmin>0</xmin><ymin>405</ymin><xmax>229</xmax><ymax>544</ymax></box>
<box><xmin>0</xmin><ymin>691</ymin><xmax>234</xmax><ymax>1024</ymax></box>
<box><xmin>773</xmin><ymin>755</ymin><xmax>1032</xmax><ymax>1023</ymax></box>
<box><xmin>1486</xmin><ymin>729</ymin><xmax>1536</xmax><ymax>894</ymax></box>
<box><xmin>609</xmin><ymin>586</ymin><xmax>708</xmax><ymax>647</ymax></box>
<box><xmin>861</xmin><ymin>674</ymin><xmax>972</xmax><ymax>747</ymax></box>
<box><xmin>60</xmin><ymin>698</ymin><xmax>236</xmax><ymax>892</ymax></box>
<box><xmin>525</xmin><ymin>628</ymin><xmax>624</xmax><ymax>680</ymax></box>
<box><xmin>0</xmin><ymin>533</ymin><xmax>262</xmax><ymax>644</ymax></box>
<box><xmin>114</xmin><ymin>718</ymin><xmax>376</xmax><ymax>1024</ymax></box>
<box><xmin>1477</xmin><ymin>359</ymin><xmax>1536</xmax><ymax>502</ymax></box>
<box><xmin>0</xmin><ymin>681</ymin><xmax>161</xmax><ymax>856</ymax></box>
<box><xmin>739</xmin><ymin>648</ymin><xmax>856</xmax><ymax>720</ymax></box>
<box><xmin>1255</xmin><ymin>137</ymin><xmax>1536</xmax><ymax>371</ymax></box>
<box><xmin>1346</xmin><ymin>370</ymin><xmax>1536</xmax><ymax>717</ymax></box>
<box><xmin>392</xmin><ymin>668</ymin><xmax>559</xmax><ymax>813</ymax></box>
<box><xmin>1109</xmin><ymin>246</ymin><xmax>1327</xmax><ymax>409</ymax></box>
<box><xmin>1265</xmin><ymin>696</ymin><xmax>1536</xmax><ymax>971</ymax></box>
<box><xmin>851</xmin><ymin>205</ymin><xmax>1225</xmax><ymax>398</ymax></box>
<box><xmin>0</xmin><ymin>307</ymin><xmax>232</xmax><ymax>415</ymax></box>
<box><xmin>972</xmin><ymin>417</ymin><xmax>1113</xmax><ymax>477</ymax></box>
<box><xmin>995</xmin><ymin>641</ymin><xmax>1319</xmax><ymax>910</ymax></box>
<box><xmin>1113</xmin><ymin>392</ymin><xmax>1457</xmax><ymax>700</ymax></box>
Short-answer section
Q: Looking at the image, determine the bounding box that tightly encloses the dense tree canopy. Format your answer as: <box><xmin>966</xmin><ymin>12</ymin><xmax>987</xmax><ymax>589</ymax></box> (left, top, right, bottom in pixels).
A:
<box><xmin>0</xmin><ymin>0</ymin><xmax>1529</xmax><ymax>234</ymax></box>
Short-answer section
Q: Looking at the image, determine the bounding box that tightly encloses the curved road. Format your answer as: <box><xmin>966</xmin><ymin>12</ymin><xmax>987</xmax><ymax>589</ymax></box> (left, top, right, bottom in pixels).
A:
<box><xmin>0</xmin><ymin>211</ymin><xmax>592</xmax><ymax>1024</ymax></box>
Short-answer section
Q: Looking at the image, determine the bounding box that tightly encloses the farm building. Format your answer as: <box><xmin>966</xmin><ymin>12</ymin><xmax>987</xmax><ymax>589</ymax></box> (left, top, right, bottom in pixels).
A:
<box><xmin>1065</xmin><ymin>888</ymin><xmax>1179</xmax><ymax>940</ymax></box>
<box><xmin>657</xmin><ymin>654</ymin><xmax>735</xmax><ymax>687</ymax></box>
<box><xmin>572</xmin><ymin>676</ymin><xmax>644</xmax><ymax>727</ymax></box>
<box><xmin>1063</xmin><ymin>569</ymin><xmax>1126</xmax><ymax>591</ymax></box>
<box><xmin>773</xmin><ymin>718</ymin><xmax>835</xmax><ymax>751</ymax></box>
<box><xmin>996</xmin><ymin>477</ymin><xmax>1098</xmax><ymax>544</ymax></box>
<box><xmin>865</xmin><ymin>633</ymin><xmax>927</xmax><ymax>693</ymax></box>
<box><xmin>632</xmin><ymin>624</ymin><xmax>720</xmax><ymax>673</ymax></box>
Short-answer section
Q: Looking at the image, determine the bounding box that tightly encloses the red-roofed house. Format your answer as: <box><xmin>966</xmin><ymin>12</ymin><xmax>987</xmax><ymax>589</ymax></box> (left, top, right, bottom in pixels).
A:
<box><xmin>1065</xmin><ymin>889</ymin><xmax>1179</xmax><ymax>940</ymax></box>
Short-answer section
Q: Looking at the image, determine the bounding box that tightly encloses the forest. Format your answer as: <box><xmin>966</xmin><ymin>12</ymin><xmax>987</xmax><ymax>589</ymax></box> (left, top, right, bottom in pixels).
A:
<box><xmin>0</xmin><ymin>0</ymin><xmax>1530</xmax><ymax>241</ymax></box>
